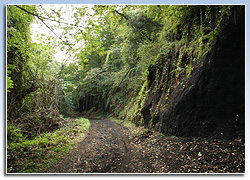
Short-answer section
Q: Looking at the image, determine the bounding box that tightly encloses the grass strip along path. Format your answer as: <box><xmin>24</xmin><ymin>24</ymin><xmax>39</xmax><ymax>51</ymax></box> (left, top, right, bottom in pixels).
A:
<box><xmin>7</xmin><ymin>117</ymin><xmax>90</xmax><ymax>173</ymax></box>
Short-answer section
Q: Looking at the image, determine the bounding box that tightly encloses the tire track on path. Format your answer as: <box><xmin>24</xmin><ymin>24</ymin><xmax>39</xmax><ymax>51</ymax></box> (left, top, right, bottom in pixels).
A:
<box><xmin>47</xmin><ymin>119</ymin><xmax>137</xmax><ymax>173</ymax></box>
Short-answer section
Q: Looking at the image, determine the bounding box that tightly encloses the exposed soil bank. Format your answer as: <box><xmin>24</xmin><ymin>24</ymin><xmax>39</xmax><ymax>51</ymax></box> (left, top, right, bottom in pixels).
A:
<box><xmin>141</xmin><ymin>6</ymin><xmax>245</xmax><ymax>139</ymax></box>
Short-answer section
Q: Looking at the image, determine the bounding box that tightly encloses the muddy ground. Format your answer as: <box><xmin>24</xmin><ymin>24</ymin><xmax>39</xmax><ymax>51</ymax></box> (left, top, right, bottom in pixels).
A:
<box><xmin>47</xmin><ymin>118</ymin><xmax>244</xmax><ymax>173</ymax></box>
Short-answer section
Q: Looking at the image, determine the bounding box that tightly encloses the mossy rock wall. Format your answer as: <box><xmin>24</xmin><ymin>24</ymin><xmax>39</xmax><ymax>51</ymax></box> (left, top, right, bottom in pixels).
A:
<box><xmin>139</xmin><ymin>6</ymin><xmax>245</xmax><ymax>139</ymax></box>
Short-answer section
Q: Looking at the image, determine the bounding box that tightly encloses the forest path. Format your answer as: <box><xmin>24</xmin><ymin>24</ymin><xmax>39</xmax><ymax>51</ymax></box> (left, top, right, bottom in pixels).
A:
<box><xmin>47</xmin><ymin>119</ymin><xmax>145</xmax><ymax>173</ymax></box>
<box><xmin>47</xmin><ymin>118</ymin><xmax>244</xmax><ymax>173</ymax></box>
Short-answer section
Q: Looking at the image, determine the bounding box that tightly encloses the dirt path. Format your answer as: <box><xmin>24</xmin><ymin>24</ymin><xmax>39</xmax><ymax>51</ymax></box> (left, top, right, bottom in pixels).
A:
<box><xmin>47</xmin><ymin>119</ymin><xmax>140</xmax><ymax>173</ymax></box>
<box><xmin>47</xmin><ymin>118</ymin><xmax>245</xmax><ymax>173</ymax></box>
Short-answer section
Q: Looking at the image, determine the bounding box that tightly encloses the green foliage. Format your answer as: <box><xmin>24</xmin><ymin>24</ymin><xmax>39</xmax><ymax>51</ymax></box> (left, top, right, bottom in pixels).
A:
<box><xmin>59</xmin><ymin>93</ymin><xmax>73</xmax><ymax>116</ymax></box>
<box><xmin>170</xmin><ymin>135</ymin><xmax>177</xmax><ymax>139</ymax></box>
<box><xmin>7</xmin><ymin>64</ymin><xmax>16</xmax><ymax>92</ymax></box>
<box><xmin>7</xmin><ymin>5</ymin><xmax>36</xmax><ymax>125</ymax></box>
<box><xmin>7</xmin><ymin>5</ymin><xmax>64</xmax><ymax>139</ymax></box>
<box><xmin>56</xmin><ymin>5</ymin><xmax>230</xmax><ymax>122</ymax></box>
<box><xmin>7</xmin><ymin>117</ymin><xmax>90</xmax><ymax>173</ymax></box>
<box><xmin>7</xmin><ymin>5</ymin><xmax>35</xmax><ymax>54</ymax></box>
<box><xmin>7</xmin><ymin>4</ymin><xmax>231</xmax><ymax>120</ymax></box>
<box><xmin>7</xmin><ymin>122</ymin><xmax>26</xmax><ymax>144</ymax></box>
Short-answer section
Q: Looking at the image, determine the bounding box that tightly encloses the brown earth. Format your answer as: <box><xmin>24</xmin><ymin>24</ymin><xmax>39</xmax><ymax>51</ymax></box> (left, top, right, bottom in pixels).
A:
<box><xmin>47</xmin><ymin>118</ymin><xmax>244</xmax><ymax>173</ymax></box>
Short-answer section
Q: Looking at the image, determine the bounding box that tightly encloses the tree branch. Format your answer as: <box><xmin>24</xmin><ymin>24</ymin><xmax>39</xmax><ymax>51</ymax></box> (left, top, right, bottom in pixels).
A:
<box><xmin>113</xmin><ymin>10</ymin><xmax>129</xmax><ymax>21</ymax></box>
<box><xmin>15</xmin><ymin>5</ymin><xmax>85</xmax><ymax>29</ymax></box>
<box><xmin>15</xmin><ymin>5</ymin><xmax>73</xmax><ymax>49</ymax></box>
<box><xmin>40</xmin><ymin>19</ymin><xmax>73</xmax><ymax>49</ymax></box>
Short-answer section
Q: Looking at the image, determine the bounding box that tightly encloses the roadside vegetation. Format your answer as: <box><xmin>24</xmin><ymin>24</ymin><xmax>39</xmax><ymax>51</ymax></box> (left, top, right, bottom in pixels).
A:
<box><xmin>7</xmin><ymin>117</ymin><xmax>90</xmax><ymax>173</ymax></box>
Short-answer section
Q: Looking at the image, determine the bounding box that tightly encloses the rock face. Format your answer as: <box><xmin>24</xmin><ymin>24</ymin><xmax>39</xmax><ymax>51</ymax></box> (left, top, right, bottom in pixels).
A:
<box><xmin>141</xmin><ymin>6</ymin><xmax>245</xmax><ymax>139</ymax></box>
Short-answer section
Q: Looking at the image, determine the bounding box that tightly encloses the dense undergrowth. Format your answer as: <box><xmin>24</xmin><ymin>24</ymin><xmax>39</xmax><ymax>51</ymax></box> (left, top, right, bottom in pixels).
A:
<box><xmin>7</xmin><ymin>117</ymin><xmax>90</xmax><ymax>173</ymax></box>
